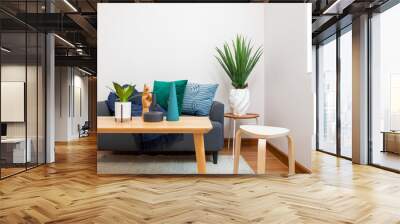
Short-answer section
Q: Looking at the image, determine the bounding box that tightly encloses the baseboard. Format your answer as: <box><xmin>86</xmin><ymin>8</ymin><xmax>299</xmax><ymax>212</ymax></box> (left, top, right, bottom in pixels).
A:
<box><xmin>267</xmin><ymin>143</ymin><xmax>311</xmax><ymax>174</ymax></box>
<box><xmin>224</xmin><ymin>138</ymin><xmax>312</xmax><ymax>174</ymax></box>
<box><xmin>224</xmin><ymin>138</ymin><xmax>258</xmax><ymax>146</ymax></box>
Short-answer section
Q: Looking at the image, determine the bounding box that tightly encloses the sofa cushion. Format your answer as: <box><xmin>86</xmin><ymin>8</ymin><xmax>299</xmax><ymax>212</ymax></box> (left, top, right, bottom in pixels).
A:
<box><xmin>153</xmin><ymin>80</ymin><xmax>188</xmax><ymax>114</ymax></box>
<box><xmin>182</xmin><ymin>83</ymin><xmax>218</xmax><ymax>116</ymax></box>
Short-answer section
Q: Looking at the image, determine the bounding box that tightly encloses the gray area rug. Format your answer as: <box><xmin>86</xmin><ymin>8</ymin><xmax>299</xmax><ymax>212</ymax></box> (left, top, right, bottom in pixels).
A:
<box><xmin>97</xmin><ymin>152</ymin><xmax>254</xmax><ymax>174</ymax></box>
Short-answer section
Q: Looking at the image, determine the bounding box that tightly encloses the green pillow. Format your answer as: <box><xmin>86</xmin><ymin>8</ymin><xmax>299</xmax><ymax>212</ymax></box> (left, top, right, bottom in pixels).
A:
<box><xmin>153</xmin><ymin>80</ymin><xmax>188</xmax><ymax>114</ymax></box>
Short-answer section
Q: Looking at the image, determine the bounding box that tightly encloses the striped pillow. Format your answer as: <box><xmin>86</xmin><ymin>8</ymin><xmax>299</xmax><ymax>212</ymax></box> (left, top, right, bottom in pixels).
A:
<box><xmin>182</xmin><ymin>83</ymin><xmax>218</xmax><ymax>116</ymax></box>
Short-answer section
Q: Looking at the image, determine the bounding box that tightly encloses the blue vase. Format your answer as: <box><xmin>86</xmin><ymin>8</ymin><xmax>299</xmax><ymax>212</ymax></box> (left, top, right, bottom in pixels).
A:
<box><xmin>166</xmin><ymin>82</ymin><xmax>179</xmax><ymax>121</ymax></box>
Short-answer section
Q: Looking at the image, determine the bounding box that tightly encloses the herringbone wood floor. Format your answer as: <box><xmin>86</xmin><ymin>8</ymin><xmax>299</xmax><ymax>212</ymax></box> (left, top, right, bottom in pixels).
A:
<box><xmin>1</xmin><ymin>136</ymin><xmax>400</xmax><ymax>224</ymax></box>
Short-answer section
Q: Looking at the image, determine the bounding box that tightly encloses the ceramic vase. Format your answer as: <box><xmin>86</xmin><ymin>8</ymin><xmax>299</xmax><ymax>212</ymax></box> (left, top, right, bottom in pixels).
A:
<box><xmin>229</xmin><ymin>88</ymin><xmax>250</xmax><ymax>115</ymax></box>
<box><xmin>115</xmin><ymin>102</ymin><xmax>131</xmax><ymax>122</ymax></box>
<box><xmin>167</xmin><ymin>82</ymin><xmax>179</xmax><ymax>121</ymax></box>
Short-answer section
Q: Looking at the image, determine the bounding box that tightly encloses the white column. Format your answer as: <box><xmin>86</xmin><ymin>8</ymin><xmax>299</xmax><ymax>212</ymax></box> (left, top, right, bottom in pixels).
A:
<box><xmin>46</xmin><ymin>32</ymin><xmax>55</xmax><ymax>163</ymax></box>
<box><xmin>352</xmin><ymin>14</ymin><xmax>369</xmax><ymax>164</ymax></box>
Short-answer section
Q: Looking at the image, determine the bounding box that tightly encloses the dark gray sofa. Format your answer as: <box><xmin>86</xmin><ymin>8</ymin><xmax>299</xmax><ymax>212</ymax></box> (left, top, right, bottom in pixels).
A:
<box><xmin>97</xmin><ymin>101</ymin><xmax>224</xmax><ymax>164</ymax></box>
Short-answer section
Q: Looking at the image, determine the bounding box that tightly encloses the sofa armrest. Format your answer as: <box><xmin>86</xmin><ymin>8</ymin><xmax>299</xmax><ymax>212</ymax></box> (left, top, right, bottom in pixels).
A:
<box><xmin>97</xmin><ymin>101</ymin><xmax>111</xmax><ymax>116</ymax></box>
<box><xmin>209</xmin><ymin>101</ymin><xmax>224</xmax><ymax>124</ymax></box>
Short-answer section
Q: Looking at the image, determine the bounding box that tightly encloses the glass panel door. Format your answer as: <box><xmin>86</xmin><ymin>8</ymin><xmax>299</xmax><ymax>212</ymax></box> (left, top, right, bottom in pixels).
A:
<box><xmin>318</xmin><ymin>37</ymin><xmax>337</xmax><ymax>154</ymax></box>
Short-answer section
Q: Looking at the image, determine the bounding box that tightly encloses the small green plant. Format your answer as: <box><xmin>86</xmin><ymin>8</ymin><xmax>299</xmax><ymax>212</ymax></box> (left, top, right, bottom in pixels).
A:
<box><xmin>215</xmin><ymin>35</ymin><xmax>263</xmax><ymax>89</ymax></box>
<box><xmin>111</xmin><ymin>82</ymin><xmax>135</xmax><ymax>102</ymax></box>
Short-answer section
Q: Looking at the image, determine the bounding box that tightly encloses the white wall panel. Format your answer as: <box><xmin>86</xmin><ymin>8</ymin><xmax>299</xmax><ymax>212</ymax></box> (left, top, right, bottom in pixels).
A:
<box><xmin>97</xmin><ymin>3</ymin><xmax>313</xmax><ymax>169</ymax></box>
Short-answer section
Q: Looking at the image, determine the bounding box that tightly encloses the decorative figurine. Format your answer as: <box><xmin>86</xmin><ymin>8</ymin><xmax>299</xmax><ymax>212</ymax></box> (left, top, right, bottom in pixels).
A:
<box><xmin>142</xmin><ymin>84</ymin><xmax>153</xmax><ymax>115</ymax></box>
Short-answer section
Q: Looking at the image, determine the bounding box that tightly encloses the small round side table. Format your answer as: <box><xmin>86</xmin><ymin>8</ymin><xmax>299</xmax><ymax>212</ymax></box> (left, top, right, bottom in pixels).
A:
<box><xmin>224</xmin><ymin>113</ymin><xmax>260</xmax><ymax>155</ymax></box>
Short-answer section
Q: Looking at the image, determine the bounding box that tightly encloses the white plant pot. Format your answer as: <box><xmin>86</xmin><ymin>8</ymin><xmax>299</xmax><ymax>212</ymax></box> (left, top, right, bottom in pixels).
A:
<box><xmin>115</xmin><ymin>102</ymin><xmax>131</xmax><ymax>122</ymax></box>
<box><xmin>229</xmin><ymin>88</ymin><xmax>250</xmax><ymax>115</ymax></box>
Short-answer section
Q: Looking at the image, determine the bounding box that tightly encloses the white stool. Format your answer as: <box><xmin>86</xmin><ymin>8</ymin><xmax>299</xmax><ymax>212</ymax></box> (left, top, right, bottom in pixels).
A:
<box><xmin>233</xmin><ymin>125</ymin><xmax>295</xmax><ymax>176</ymax></box>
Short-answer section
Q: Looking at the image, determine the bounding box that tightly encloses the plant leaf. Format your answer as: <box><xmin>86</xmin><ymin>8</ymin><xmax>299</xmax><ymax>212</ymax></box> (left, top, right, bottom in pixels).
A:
<box><xmin>112</xmin><ymin>82</ymin><xmax>135</xmax><ymax>102</ymax></box>
<box><xmin>215</xmin><ymin>35</ymin><xmax>262</xmax><ymax>89</ymax></box>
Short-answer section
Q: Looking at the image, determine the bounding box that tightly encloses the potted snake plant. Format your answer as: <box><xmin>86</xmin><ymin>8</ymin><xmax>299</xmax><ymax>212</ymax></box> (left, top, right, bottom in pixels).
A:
<box><xmin>111</xmin><ymin>82</ymin><xmax>135</xmax><ymax>122</ymax></box>
<box><xmin>215</xmin><ymin>35</ymin><xmax>263</xmax><ymax>115</ymax></box>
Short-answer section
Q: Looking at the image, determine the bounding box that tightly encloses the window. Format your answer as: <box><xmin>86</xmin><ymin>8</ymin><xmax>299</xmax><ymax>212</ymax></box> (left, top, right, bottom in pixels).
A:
<box><xmin>316</xmin><ymin>27</ymin><xmax>353</xmax><ymax>159</ymax></box>
<box><xmin>390</xmin><ymin>74</ymin><xmax>400</xmax><ymax>130</ymax></box>
<box><xmin>340</xmin><ymin>29</ymin><xmax>352</xmax><ymax>158</ymax></box>
<box><xmin>370</xmin><ymin>3</ymin><xmax>400</xmax><ymax>171</ymax></box>
<box><xmin>318</xmin><ymin>36</ymin><xmax>337</xmax><ymax>155</ymax></box>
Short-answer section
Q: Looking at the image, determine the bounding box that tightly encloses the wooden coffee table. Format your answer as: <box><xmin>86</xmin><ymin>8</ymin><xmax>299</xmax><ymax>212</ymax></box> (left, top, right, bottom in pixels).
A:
<box><xmin>97</xmin><ymin>116</ymin><xmax>213</xmax><ymax>174</ymax></box>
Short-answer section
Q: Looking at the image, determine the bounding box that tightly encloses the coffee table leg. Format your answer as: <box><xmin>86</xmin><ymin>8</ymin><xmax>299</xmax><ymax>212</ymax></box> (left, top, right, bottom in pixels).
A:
<box><xmin>193</xmin><ymin>133</ymin><xmax>206</xmax><ymax>174</ymax></box>
<box><xmin>287</xmin><ymin>135</ymin><xmax>295</xmax><ymax>176</ymax></box>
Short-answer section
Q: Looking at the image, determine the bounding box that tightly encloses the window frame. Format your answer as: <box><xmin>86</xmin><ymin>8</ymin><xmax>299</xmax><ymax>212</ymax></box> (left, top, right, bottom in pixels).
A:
<box><xmin>315</xmin><ymin>24</ymin><xmax>353</xmax><ymax>160</ymax></box>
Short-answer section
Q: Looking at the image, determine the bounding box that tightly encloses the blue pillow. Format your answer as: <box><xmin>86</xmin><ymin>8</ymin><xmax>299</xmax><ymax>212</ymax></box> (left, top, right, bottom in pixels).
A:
<box><xmin>106</xmin><ymin>91</ymin><xmax>118</xmax><ymax>113</ymax></box>
<box><xmin>182</xmin><ymin>83</ymin><xmax>218</xmax><ymax>116</ymax></box>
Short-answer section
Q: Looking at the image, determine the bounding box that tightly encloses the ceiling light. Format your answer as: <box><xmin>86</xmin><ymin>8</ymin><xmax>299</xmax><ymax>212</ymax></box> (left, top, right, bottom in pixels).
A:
<box><xmin>63</xmin><ymin>0</ymin><xmax>78</xmax><ymax>12</ymax></box>
<box><xmin>76</xmin><ymin>48</ymin><xmax>85</xmax><ymax>55</ymax></box>
<box><xmin>1</xmin><ymin>47</ymin><xmax>11</xmax><ymax>53</ymax></box>
<box><xmin>78</xmin><ymin>67</ymin><xmax>92</xmax><ymax>76</ymax></box>
<box><xmin>54</xmin><ymin>34</ymin><xmax>75</xmax><ymax>48</ymax></box>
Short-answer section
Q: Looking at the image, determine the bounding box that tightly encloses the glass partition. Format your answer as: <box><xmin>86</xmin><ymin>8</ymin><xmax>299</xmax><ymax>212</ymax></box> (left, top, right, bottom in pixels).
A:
<box><xmin>1</xmin><ymin>31</ymin><xmax>28</xmax><ymax>177</ymax></box>
<box><xmin>0</xmin><ymin>2</ymin><xmax>46</xmax><ymax>179</ymax></box>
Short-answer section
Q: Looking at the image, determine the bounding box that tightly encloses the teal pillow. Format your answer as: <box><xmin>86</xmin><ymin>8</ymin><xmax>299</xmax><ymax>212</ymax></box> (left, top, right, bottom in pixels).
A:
<box><xmin>153</xmin><ymin>80</ymin><xmax>188</xmax><ymax>114</ymax></box>
<box><xmin>182</xmin><ymin>83</ymin><xmax>218</xmax><ymax>116</ymax></box>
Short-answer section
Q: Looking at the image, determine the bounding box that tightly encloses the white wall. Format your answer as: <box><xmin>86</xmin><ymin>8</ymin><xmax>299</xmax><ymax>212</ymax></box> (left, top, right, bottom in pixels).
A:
<box><xmin>55</xmin><ymin>67</ymin><xmax>69</xmax><ymax>141</ymax></box>
<box><xmin>55</xmin><ymin>67</ymin><xmax>89</xmax><ymax>141</ymax></box>
<box><xmin>72</xmin><ymin>73</ymin><xmax>89</xmax><ymax>138</ymax></box>
<box><xmin>264</xmin><ymin>4</ymin><xmax>313</xmax><ymax>169</ymax></box>
<box><xmin>98</xmin><ymin>3</ymin><xmax>266</xmax><ymax>128</ymax></box>
<box><xmin>98</xmin><ymin>3</ymin><xmax>313</xmax><ymax>169</ymax></box>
